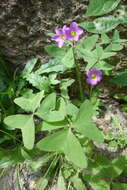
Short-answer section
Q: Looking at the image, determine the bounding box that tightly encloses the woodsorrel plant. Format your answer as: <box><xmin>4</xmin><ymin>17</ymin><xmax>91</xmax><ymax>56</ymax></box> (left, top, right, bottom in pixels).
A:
<box><xmin>2</xmin><ymin>0</ymin><xmax>127</xmax><ymax>189</ymax></box>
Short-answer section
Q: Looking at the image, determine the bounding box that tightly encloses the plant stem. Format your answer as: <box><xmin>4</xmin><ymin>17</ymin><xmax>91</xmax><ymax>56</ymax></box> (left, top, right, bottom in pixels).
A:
<box><xmin>89</xmin><ymin>85</ymin><xmax>93</xmax><ymax>99</ymax></box>
<box><xmin>72</xmin><ymin>42</ymin><xmax>84</xmax><ymax>101</ymax></box>
<box><xmin>43</xmin><ymin>154</ymin><xmax>59</xmax><ymax>178</ymax></box>
<box><xmin>16</xmin><ymin>164</ymin><xmax>23</xmax><ymax>190</ymax></box>
<box><xmin>0</xmin><ymin>129</ymin><xmax>22</xmax><ymax>143</ymax></box>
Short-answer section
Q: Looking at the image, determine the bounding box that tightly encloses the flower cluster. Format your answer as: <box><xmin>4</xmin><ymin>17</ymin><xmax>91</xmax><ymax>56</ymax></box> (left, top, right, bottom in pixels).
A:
<box><xmin>86</xmin><ymin>68</ymin><xmax>102</xmax><ymax>86</ymax></box>
<box><xmin>51</xmin><ymin>22</ymin><xmax>84</xmax><ymax>48</ymax></box>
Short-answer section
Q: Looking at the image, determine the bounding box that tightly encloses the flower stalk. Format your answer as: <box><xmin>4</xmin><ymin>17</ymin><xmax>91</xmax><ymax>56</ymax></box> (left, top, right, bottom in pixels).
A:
<box><xmin>72</xmin><ymin>42</ymin><xmax>84</xmax><ymax>101</ymax></box>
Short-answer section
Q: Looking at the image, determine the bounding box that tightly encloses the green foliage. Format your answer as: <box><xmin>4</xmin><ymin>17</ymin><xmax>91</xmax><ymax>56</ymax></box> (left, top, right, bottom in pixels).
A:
<box><xmin>76</xmin><ymin>34</ymin><xmax>119</xmax><ymax>71</ymax></box>
<box><xmin>89</xmin><ymin>179</ymin><xmax>110</xmax><ymax>190</ymax></box>
<box><xmin>22</xmin><ymin>58</ymin><xmax>38</xmax><ymax>76</ymax></box>
<box><xmin>44</xmin><ymin>45</ymin><xmax>69</xmax><ymax>59</ymax></box>
<box><xmin>26</xmin><ymin>73</ymin><xmax>51</xmax><ymax>92</ymax></box>
<box><xmin>36</xmin><ymin>178</ymin><xmax>48</xmax><ymax>190</ymax></box>
<box><xmin>35</xmin><ymin>59</ymin><xmax>66</xmax><ymax>74</ymax></box>
<box><xmin>77</xmin><ymin>35</ymin><xmax>99</xmax><ymax>51</ymax></box>
<box><xmin>14</xmin><ymin>90</ymin><xmax>44</xmax><ymax>112</ymax></box>
<box><xmin>71</xmin><ymin>174</ymin><xmax>87</xmax><ymax>190</ymax></box>
<box><xmin>60</xmin><ymin>78</ymin><xmax>75</xmax><ymax>99</ymax></box>
<box><xmin>4</xmin><ymin>114</ymin><xmax>35</xmax><ymax>149</ymax></box>
<box><xmin>61</xmin><ymin>48</ymin><xmax>74</xmax><ymax>68</ymax></box>
<box><xmin>80</xmin><ymin>16</ymin><xmax>121</xmax><ymax>33</ymax></box>
<box><xmin>83</xmin><ymin>155</ymin><xmax>127</xmax><ymax>190</ymax></box>
<box><xmin>0</xmin><ymin>148</ymin><xmax>24</xmax><ymax>168</ymax></box>
<box><xmin>112</xmin><ymin>183</ymin><xmax>127</xmax><ymax>190</ymax></box>
<box><xmin>85</xmin><ymin>0</ymin><xmax>121</xmax><ymax>17</ymax></box>
<box><xmin>82</xmin><ymin>0</ymin><xmax>127</xmax><ymax>34</ymax></box>
<box><xmin>36</xmin><ymin>94</ymin><xmax>66</xmax><ymax>122</ymax></box>
<box><xmin>111</xmin><ymin>70</ymin><xmax>127</xmax><ymax>86</ymax></box>
<box><xmin>74</xmin><ymin>100</ymin><xmax>104</xmax><ymax>142</ymax></box>
<box><xmin>1</xmin><ymin>1</ymin><xmax>127</xmax><ymax>188</ymax></box>
<box><xmin>37</xmin><ymin>129</ymin><xmax>87</xmax><ymax>168</ymax></box>
<box><xmin>56</xmin><ymin>171</ymin><xmax>66</xmax><ymax>190</ymax></box>
<box><xmin>4</xmin><ymin>90</ymin><xmax>44</xmax><ymax>149</ymax></box>
<box><xmin>29</xmin><ymin>153</ymin><xmax>55</xmax><ymax>171</ymax></box>
<box><xmin>40</xmin><ymin>120</ymin><xmax>67</xmax><ymax>131</ymax></box>
<box><xmin>115</xmin><ymin>5</ymin><xmax>127</xmax><ymax>27</ymax></box>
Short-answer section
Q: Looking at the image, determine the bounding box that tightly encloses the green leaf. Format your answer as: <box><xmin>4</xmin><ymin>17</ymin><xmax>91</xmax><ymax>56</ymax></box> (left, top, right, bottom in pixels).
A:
<box><xmin>105</xmin><ymin>43</ymin><xmax>123</xmax><ymax>51</ymax></box>
<box><xmin>64</xmin><ymin>130</ymin><xmax>87</xmax><ymax>168</ymax></box>
<box><xmin>90</xmin><ymin>179</ymin><xmax>110</xmax><ymax>190</ymax></box>
<box><xmin>60</xmin><ymin>79</ymin><xmax>75</xmax><ymax>99</ymax></box>
<box><xmin>40</xmin><ymin>120</ymin><xmax>67</xmax><ymax>131</ymax></box>
<box><xmin>113</xmin><ymin>30</ymin><xmax>120</xmax><ymax>41</ymax></box>
<box><xmin>4</xmin><ymin>114</ymin><xmax>35</xmax><ymax>149</ymax></box>
<box><xmin>36</xmin><ymin>92</ymin><xmax>56</xmax><ymax>117</ymax></box>
<box><xmin>0</xmin><ymin>147</ymin><xmax>24</xmax><ymax>168</ymax></box>
<box><xmin>111</xmin><ymin>70</ymin><xmax>127</xmax><ymax>86</ymax></box>
<box><xmin>112</xmin><ymin>183</ymin><xmax>127</xmax><ymax>190</ymax></box>
<box><xmin>115</xmin><ymin>6</ymin><xmax>127</xmax><ymax>27</ymax></box>
<box><xmin>22</xmin><ymin>58</ymin><xmax>38</xmax><ymax>75</ymax></box>
<box><xmin>30</xmin><ymin>153</ymin><xmax>55</xmax><ymax>171</ymax></box>
<box><xmin>36</xmin><ymin>97</ymin><xmax>66</xmax><ymax>122</ymax></box>
<box><xmin>95</xmin><ymin>61</ymin><xmax>114</xmax><ymax>71</ymax></box>
<box><xmin>93</xmin><ymin>156</ymin><xmax>127</xmax><ymax>180</ymax></box>
<box><xmin>36</xmin><ymin>178</ymin><xmax>48</xmax><ymax>190</ymax></box>
<box><xmin>66</xmin><ymin>102</ymin><xmax>79</xmax><ymax>120</ymax></box>
<box><xmin>79</xmin><ymin>49</ymin><xmax>97</xmax><ymax>71</ymax></box>
<box><xmin>77</xmin><ymin>35</ymin><xmax>99</xmax><ymax>51</ymax></box>
<box><xmin>49</xmin><ymin>73</ymin><xmax>60</xmax><ymax>85</ymax></box>
<box><xmin>14</xmin><ymin>90</ymin><xmax>44</xmax><ymax>112</ymax></box>
<box><xmin>101</xmin><ymin>33</ymin><xmax>110</xmax><ymax>44</ymax></box>
<box><xmin>44</xmin><ymin>45</ymin><xmax>68</xmax><ymax>59</ymax></box>
<box><xmin>80</xmin><ymin>16</ymin><xmax>121</xmax><ymax>33</ymax></box>
<box><xmin>111</xmin><ymin>156</ymin><xmax>127</xmax><ymax>177</ymax></box>
<box><xmin>56</xmin><ymin>171</ymin><xmax>66</xmax><ymax>190</ymax></box>
<box><xmin>85</xmin><ymin>0</ymin><xmax>121</xmax><ymax>17</ymax></box>
<box><xmin>96</xmin><ymin>45</ymin><xmax>104</xmax><ymax>58</ymax></box>
<box><xmin>71</xmin><ymin>175</ymin><xmax>87</xmax><ymax>190</ymax></box>
<box><xmin>94</xmin><ymin>154</ymin><xmax>110</xmax><ymax>167</ymax></box>
<box><xmin>74</xmin><ymin>100</ymin><xmax>104</xmax><ymax>142</ymax></box>
<box><xmin>100</xmin><ymin>51</ymin><xmax>116</xmax><ymax>59</ymax></box>
<box><xmin>35</xmin><ymin>59</ymin><xmax>66</xmax><ymax>74</ymax></box>
<box><xmin>26</xmin><ymin>73</ymin><xmax>50</xmax><ymax>92</ymax></box>
<box><xmin>87</xmin><ymin>45</ymin><xmax>116</xmax><ymax>67</ymax></box>
<box><xmin>112</xmin><ymin>30</ymin><xmax>127</xmax><ymax>42</ymax></box>
<box><xmin>61</xmin><ymin>48</ymin><xmax>74</xmax><ymax>68</ymax></box>
<box><xmin>37</xmin><ymin>129</ymin><xmax>68</xmax><ymax>152</ymax></box>
<box><xmin>37</xmin><ymin>129</ymin><xmax>87</xmax><ymax>168</ymax></box>
<box><xmin>21</xmin><ymin>148</ymin><xmax>31</xmax><ymax>160</ymax></box>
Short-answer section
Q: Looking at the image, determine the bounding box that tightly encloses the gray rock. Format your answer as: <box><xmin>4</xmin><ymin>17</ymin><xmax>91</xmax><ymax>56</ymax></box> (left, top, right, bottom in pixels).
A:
<box><xmin>0</xmin><ymin>0</ymin><xmax>88</xmax><ymax>65</ymax></box>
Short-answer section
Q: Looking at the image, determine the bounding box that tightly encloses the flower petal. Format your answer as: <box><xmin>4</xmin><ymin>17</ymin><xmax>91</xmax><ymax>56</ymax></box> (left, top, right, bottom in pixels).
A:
<box><xmin>65</xmin><ymin>29</ymin><xmax>72</xmax><ymax>40</ymax></box>
<box><xmin>51</xmin><ymin>35</ymin><xmax>60</xmax><ymax>41</ymax></box>
<box><xmin>73</xmin><ymin>35</ymin><xmax>80</xmax><ymax>41</ymax></box>
<box><xmin>86</xmin><ymin>68</ymin><xmax>102</xmax><ymax>86</ymax></box>
<box><xmin>55</xmin><ymin>28</ymin><xmax>63</xmax><ymax>35</ymax></box>
<box><xmin>70</xmin><ymin>22</ymin><xmax>78</xmax><ymax>29</ymax></box>
<box><xmin>57</xmin><ymin>39</ymin><xmax>64</xmax><ymax>48</ymax></box>
<box><xmin>76</xmin><ymin>27</ymin><xmax>84</xmax><ymax>35</ymax></box>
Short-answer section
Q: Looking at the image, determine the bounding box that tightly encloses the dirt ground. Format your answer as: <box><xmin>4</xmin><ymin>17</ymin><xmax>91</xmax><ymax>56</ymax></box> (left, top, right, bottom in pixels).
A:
<box><xmin>0</xmin><ymin>0</ymin><xmax>88</xmax><ymax>65</ymax></box>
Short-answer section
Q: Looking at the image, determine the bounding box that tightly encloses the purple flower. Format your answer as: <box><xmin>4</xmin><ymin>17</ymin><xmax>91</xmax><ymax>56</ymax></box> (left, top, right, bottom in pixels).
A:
<box><xmin>51</xmin><ymin>25</ymin><xmax>69</xmax><ymax>48</ymax></box>
<box><xmin>86</xmin><ymin>68</ymin><xmax>102</xmax><ymax>86</ymax></box>
<box><xmin>66</xmin><ymin>22</ymin><xmax>84</xmax><ymax>41</ymax></box>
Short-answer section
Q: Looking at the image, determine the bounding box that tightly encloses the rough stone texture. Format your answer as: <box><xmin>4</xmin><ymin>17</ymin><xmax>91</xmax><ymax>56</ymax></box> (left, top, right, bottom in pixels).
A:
<box><xmin>0</xmin><ymin>0</ymin><xmax>88</xmax><ymax>65</ymax></box>
<box><xmin>0</xmin><ymin>164</ymin><xmax>41</xmax><ymax>190</ymax></box>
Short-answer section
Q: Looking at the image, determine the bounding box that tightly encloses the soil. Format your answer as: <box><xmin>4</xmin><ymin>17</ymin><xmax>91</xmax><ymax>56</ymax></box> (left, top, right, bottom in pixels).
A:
<box><xmin>0</xmin><ymin>0</ymin><xmax>88</xmax><ymax>65</ymax></box>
